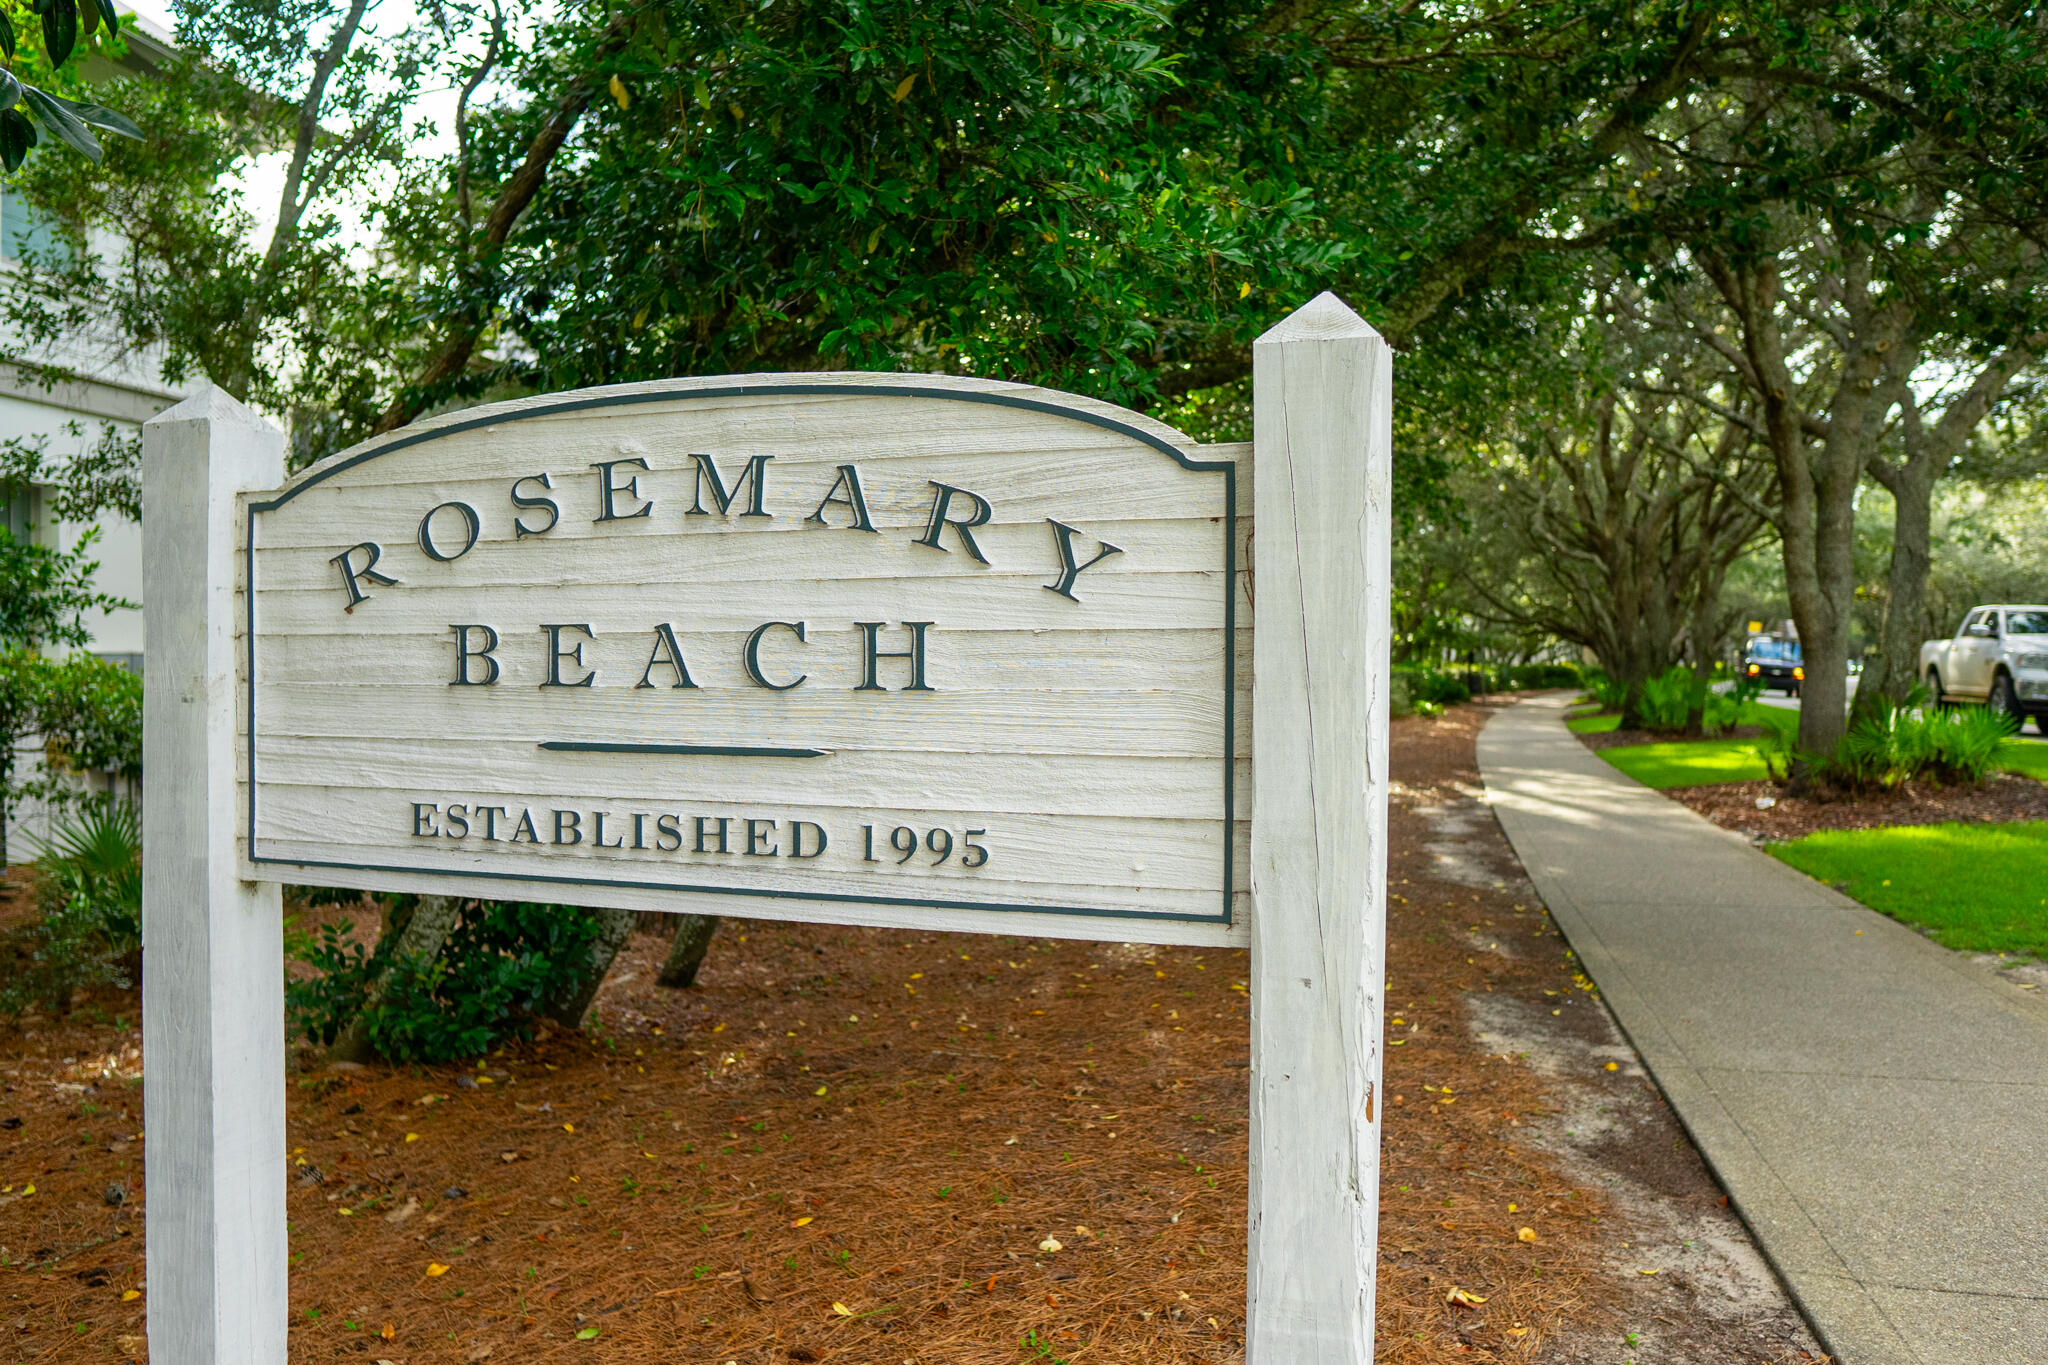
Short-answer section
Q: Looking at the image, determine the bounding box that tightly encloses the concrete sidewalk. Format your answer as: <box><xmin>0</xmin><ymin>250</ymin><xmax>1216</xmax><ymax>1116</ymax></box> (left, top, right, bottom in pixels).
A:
<box><xmin>1478</xmin><ymin>694</ymin><xmax>2048</xmax><ymax>1364</ymax></box>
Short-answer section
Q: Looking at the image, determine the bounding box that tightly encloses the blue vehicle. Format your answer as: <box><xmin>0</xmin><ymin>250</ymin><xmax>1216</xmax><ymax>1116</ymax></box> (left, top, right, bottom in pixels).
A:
<box><xmin>1742</xmin><ymin>635</ymin><xmax>1803</xmax><ymax>696</ymax></box>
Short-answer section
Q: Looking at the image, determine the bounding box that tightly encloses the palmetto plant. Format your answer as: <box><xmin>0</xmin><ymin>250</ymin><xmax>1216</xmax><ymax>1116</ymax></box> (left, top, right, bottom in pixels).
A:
<box><xmin>0</xmin><ymin>796</ymin><xmax>140</xmax><ymax>1016</ymax></box>
<box><xmin>32</xmin><ymin>794</ymin><xmax>141</xmax><ymax>954</ymax></box>
<box><xmin>1829</xmin><ymin>690</ymin><xmax>2017</xmax><ymax>790</ymax></box>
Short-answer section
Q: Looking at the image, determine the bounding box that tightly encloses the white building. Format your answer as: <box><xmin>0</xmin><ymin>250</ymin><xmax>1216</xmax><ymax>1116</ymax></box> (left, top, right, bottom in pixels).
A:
<box><xmin>3</xmin><ymin>16</ymin><xmax>196</xmax><ymax>855</ymax></box>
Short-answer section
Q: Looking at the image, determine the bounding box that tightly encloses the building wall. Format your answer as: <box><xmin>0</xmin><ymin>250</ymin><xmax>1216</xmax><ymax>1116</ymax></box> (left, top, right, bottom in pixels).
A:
<box><xmin>0</xmin><ymin>15</ymin><xmax>195</xmax><ymax>859</ymax></box>
<box><xmin>0</xmin><ymin>391</ymin><xmax>148</xmax><ymax>657</ymax></box>
<box><xmin>1</xmin><ymin>203</ymin><xmax>193</xmax><ymax>858</ymax></box>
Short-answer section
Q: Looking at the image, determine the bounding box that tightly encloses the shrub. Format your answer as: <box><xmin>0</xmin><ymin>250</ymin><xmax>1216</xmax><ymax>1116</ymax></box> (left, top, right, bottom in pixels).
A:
<box><xmin>1763</xmin><ymin>690</ymin><xmax>2018</xmax><ymax>791</ymax></box>
<box><xmin>1636</xmin><ymin>667</ymin><xmax>1696</xmax><ymax>731</ymax></box>
<box><xmin>288</xmin><ymin>897</ymin><xmax>612</xmax><ymax>1063</ymax></box>
<box><xmin>1498</xmin><ymin>663</ymin><xmax>1583</xmax><ymax>690</ymax></box>
<box><xmin>1389</xmin><ymin>670</ymin><xmax>1415</xmax><ymax>718</ymax></box>
<box><xmin>1823</xmin><ymin>696</ymin><xmax>2016</xmax><ymax>790</ymax></box>
<box><xmin>1582</xmin><ymin>669</ymin><xmax>1627</xmax><ymax>711</ymax></box>
<box><xmin>1413</xmin><ymin>670</ymin><xmax>1472</xmax><ymax>705</ymax></box>
<box><xmin>1391</xmin><ymin>666</ymin><xmax>1471</xmax><ymax>708</ymax></box>
<box><xmin>0</xmin><ymin>797</ymin><xmax>141</xmax><ymax>1017</ymax></box>
<box><xmin>1631</xmin><ymin>667</ymin><xmax>1758</xmax><ymax>735</ymax></box>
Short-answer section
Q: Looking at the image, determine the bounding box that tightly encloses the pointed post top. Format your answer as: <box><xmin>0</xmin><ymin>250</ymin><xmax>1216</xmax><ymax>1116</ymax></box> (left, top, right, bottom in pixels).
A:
<box><xmin>146</xmin><ymin>381</ymin><xmax>278</xmax><ymax>434</ymax></box>
<box><xmin>1255</xmin><ymin>291</ymin><xmax>1383</xmax><ymax>347</ymax></box>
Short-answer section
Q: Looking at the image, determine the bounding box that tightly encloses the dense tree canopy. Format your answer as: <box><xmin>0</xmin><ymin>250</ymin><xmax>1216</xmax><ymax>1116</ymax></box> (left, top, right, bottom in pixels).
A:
<box><xmin>381</xmin><ymin>0</ymin><xmax>1340</xmax><ymax>425</ymax></box>
<box><xmin>3</xmin><ymin>0</ymin><xmax>2046</xmax><ymax>808</ymax></box>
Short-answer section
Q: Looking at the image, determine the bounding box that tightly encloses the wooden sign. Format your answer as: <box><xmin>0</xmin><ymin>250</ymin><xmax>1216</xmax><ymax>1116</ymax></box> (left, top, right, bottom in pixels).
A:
<box><xmin>243</xmin><ymin>375</ymin><xmax>1246</xmax><ymax>945</ymax></box>
<box><xmin>141</xmin><ymin>293</ymin><xmax>1392</xmax><ymax>1363</ymax></box>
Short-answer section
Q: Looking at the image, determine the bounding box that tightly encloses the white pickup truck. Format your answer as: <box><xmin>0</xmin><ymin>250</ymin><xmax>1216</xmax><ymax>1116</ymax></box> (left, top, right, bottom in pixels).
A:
<box><xmin>1921</xmin><ymin>604</ymin><xmax>2048</xmax><ymax>733</ymax></box>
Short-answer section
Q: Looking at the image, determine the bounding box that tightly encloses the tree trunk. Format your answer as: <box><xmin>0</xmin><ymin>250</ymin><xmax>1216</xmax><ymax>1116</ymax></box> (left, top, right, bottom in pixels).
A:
<box><xmin>656</xmin><ymin>915</ymin><xmax>719</xmax><ymax>989</ymax></box>
<box><xmin>1617</xmin><ymin>676</ymin><xmax>1650</xmax><ymax>732</ymax></box>
<box><xmin>326</xmin><ymin>894</ymin><xmax>463</xmax><ymax>1063</ymax></box>
<box><xmin>1612</xmin><ymin>633</ymin><xmax>1664</xmax><ymax>732</ymax></box>
<box><xmin>1859</xmin><ymin>466</ymin><xmax>1935</xmax><ymax>718</ymax></box>
<box><xmin>542</xmin><ymin>906</ymin><xmax>637</xmax><ymax>1030</ymax></box>
<box><xmin>1784</xmin><ymin>552</ymin><xmax>1855</xmax><ymax>790</ymax></box>
<box><xmin>1683</xmin><ymin>658</ymin><xmax>1712</xmax><ymax>736</ymax></box>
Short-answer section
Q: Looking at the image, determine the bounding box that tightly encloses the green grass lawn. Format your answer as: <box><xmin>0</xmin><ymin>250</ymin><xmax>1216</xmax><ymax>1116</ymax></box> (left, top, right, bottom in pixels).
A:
<box><xmin>1568</xmin><ymin>700</ymin><xmax>1797</xmax><ymax>738</ymax></box>
<box><xmin>1597</xmin><ymin>738</ymin><xmax>1775</xmax><ymax>788</ymax></box>
<box><xmin>1999</xmin><ymin>740</ymin><xmax>2048</xmax><ymax>782</ymax></box>
<box><xmin>1770</xmin><ymin>821</ymin><xmax>2048</xmax><ymax>958</ymax></box>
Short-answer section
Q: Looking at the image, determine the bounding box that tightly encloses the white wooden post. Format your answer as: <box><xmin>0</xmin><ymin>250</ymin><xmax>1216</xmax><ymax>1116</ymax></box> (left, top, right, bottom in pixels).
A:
<box><xmin>1247</xmin><ymin>292</ymin><xmax>1393</xmax><ymax>1360</ymax></box>
<box><xmin>142</xmin><ymin>386</ymin><xmax>288</xmax><ymax>1364</ymax></box>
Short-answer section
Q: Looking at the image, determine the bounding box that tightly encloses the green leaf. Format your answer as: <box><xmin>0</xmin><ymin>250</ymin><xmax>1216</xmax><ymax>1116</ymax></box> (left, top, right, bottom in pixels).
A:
<box><xmin>574</xmin><ymin>1327</ymin><xmax>599</xmax><ymax>1340</ymax></box>
<box><xmin>56</xmin><ymin>95</ymin><xmax>141</xmax><ymax>141</ymax></box>
<box><xmin>0</xmin><ymin>109</ymin><xmax>30</xmax><ymax>174</ymax></box>
<box><xmin>93</xmin><ymin>0</ymin><xmax>116</xmax><ymax>34</ymax></box>
<box><xmin>79</xmin><ymin>0</ymin><xmax>95</xmax><ymax>36</ymax></box>
<box><xmin>21</xmin><ymin>85</ymin><xmax>102</xmax><ymax>162</ymax></box>
<box><xmin>41</xmin><ymin>0</ymin><xmax>77</xmax><ymax>69</ymax></box>
<box><xmin>0</xmin><ymin>12</ymin><xmax>15</xmax><ymax>61</ymax></box>
<box><xmin>0</xmin><ymin>72</ymin><xmax>19</xmax><ymax>116</ymax></box>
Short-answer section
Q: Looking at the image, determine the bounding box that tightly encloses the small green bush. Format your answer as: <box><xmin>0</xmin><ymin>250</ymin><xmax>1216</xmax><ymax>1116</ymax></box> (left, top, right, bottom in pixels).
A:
<box><xmin>288</xmin><ymin>897</ymin><xmax>611</xmax><ymax>1063</ymax></box>
<box><xmin>1633</xmin><ymin>667</ymin><xmax>1757</xmax><ymax>734</ymax></box>
<box><xmin>1823</xmin><ymin>696</ymin><xmax>2017</xmax><ymax>790</ymax></box>
<box><xmin>1497</xmin><ymin>663</ymin><xmax>1583</xmax><ymax>690</ymax></box>
<box><xmin>1389</xmin><ymin>670</ymin><xmax>1415</xmax><ymax>718</ymax></box>
<box><xmin>0</xmin><ymin>797</ymin><xmax>142</xmax><ymax>1017</ymax></box>
<box><xmin>1392</xmin><ymin>666</ymin><xmax>1471</xmax><ymax>708</ymax></box>
<box><xmin>1762</xmin><ymin>690</ymin><xmax>2019</xmax><ymax>791</ymax></box>
<box><xmin>1582</xmin><ymin>669</ymin><xmax>1627</xmax><ymax>711</ymax></box>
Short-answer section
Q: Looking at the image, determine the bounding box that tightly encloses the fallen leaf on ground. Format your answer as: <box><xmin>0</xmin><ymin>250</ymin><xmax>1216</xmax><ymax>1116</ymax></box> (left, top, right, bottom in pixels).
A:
<box><xmin>575</xmin><ymin>1326</ymin><xmax>599</xmax><ymax>1340</ymax></box>
<box><xmin>831</xmin><ymin>1301</ymin><xmax>853</xmax><ymax>1316</ymax></box>
<box><xmin>1517</xmin><ymin>1227</ymin><xmax>1538</xmax><ymax>1243</ymax></box>
<box><xmin>1038</xmin><ymin>1236</ymin><xmax>1063</xmax><ymax>1253</ymax></box>
<box><xmin>1446</xmin><ymin>1286</ymin><xmax>1487</xmax><ymax>1307</ymax></box>
<box><xmin>791</xmin><ymin>1216</ymin><xmax>813</xmax><ymax>1227</ymax></box>
<box><xmin>426</xmin><ymin>1263</ymin><xmax>450</xmax><ymax>1277</ymax></box>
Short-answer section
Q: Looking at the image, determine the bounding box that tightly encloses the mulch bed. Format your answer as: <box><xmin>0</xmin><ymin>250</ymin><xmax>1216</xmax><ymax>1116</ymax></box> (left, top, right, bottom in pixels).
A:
<box><xmin>1669</xmin><ymin>772</ymin><xmax>2048</xmax><ymax>842</ymax></box>
<box><xmin>0</xmin><ymin>708</ymin><xmax>1822</xmax><ymax>1364</ymax></box>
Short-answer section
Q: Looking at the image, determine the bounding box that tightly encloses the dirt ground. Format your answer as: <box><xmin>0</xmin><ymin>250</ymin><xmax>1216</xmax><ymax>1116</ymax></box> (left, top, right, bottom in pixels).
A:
<box><xmin>0</xmin><ymin>705</ymin><xmax>1826</xmax><ymax>1363</ymax></box>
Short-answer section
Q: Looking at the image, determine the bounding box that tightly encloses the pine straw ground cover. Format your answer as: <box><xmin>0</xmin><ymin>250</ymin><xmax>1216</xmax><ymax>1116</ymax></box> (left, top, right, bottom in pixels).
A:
<box><xmin>0</xmin><ymin>705</ymin><xmax>1822</xmax><ymax>1364</ymax></box>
